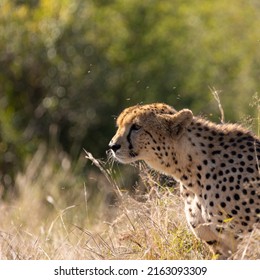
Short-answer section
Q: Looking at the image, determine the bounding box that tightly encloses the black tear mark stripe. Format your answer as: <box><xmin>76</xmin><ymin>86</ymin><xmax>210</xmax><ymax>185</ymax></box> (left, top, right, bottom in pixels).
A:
<box><xmin>127</xmin><ymin>128</ymin><xmax>134</xmax><ymax>149</ymax></box>
<box><xmin>127</xmin><ymin>124</ymin><xmax>141</xmax><ymax>149</ymax></box>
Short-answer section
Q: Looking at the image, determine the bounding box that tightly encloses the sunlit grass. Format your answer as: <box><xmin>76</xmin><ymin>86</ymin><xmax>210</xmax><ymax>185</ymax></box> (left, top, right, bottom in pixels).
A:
<box><xmin>0</xmin><ymin>145</ymin><xmax>211</xmax><ymax>260</ymax></box>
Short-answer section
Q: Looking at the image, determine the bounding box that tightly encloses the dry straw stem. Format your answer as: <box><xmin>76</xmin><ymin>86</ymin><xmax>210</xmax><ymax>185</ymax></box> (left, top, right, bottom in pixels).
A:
<box><xmin>209</xmin><ymin>86</ymin><xmax>225</xmax><ymax>123</ymax></box>
<box><xmin>84</xmin><ymin>148</ymin><xmax>123</xmax><ymax>200</ymax></box>
<box><xmin>233</xmin><ymin>226</ymin><xmax>260</xmax><ymax>260</ymax></box>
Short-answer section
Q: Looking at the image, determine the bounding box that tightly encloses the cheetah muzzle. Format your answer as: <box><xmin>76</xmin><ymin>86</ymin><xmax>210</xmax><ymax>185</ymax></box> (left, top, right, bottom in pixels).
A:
<box><xmin>109</xmin><ymin>103</ymin><xmax>260</xmax><ymax>259</ymax></box>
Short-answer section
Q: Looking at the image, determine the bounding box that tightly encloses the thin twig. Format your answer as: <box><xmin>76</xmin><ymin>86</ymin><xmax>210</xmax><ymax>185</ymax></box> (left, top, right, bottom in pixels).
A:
<box><xmin>84</xmin><ymin>149</ymin><xmax>123</xmax><ymax>199</ymax></box>
<box><xmin>209</xmin><ymin>86</ymin><xmax>225</xmax><ymax>123</ymax></box>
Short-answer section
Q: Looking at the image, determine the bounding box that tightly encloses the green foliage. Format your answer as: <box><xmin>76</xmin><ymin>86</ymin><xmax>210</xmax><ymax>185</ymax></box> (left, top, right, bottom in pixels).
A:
<box><xmin>0</xmin><ymin>0</ymin><xmax>259</xmax><ymax>192</ymax></box>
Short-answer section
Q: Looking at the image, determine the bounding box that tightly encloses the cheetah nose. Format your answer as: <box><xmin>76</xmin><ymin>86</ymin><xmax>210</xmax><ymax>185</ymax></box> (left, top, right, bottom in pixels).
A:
<box><xmin>109</xmin><ymin>142</ymin><xmax>121</xmax><ymax>152</ymax></box>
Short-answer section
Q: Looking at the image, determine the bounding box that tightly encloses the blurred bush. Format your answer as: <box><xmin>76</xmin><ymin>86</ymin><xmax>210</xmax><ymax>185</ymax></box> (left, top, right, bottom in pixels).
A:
<box><xmin>0</xmin><ymin>0</ymin><xmax>259</xmax><ymax>194</ymax></box>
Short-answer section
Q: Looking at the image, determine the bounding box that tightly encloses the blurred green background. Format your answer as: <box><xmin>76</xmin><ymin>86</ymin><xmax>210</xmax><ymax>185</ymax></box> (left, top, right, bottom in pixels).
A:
<box><xmin>0</xmin><ymin>0</ymin><xmax>259</xmax><ymax>195</ymax></box>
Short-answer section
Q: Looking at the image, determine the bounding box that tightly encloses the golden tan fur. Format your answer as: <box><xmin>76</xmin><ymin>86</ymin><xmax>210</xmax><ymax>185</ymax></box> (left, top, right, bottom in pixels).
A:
<box><xmin>109</xmin><ymin>103</ymin><xmax>260</xmax><ymax>259</ymax></box>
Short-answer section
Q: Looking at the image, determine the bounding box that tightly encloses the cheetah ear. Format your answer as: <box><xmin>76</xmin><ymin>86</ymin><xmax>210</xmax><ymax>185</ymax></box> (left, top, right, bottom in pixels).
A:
<box><xmin>157</xmin><ymin>109</ymin><xmax>193</xmax><ymax>138</ymax></box>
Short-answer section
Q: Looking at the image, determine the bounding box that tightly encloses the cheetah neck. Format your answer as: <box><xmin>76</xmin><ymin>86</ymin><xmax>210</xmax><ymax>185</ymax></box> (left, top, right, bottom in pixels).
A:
<box><xmin>143</xmin><ymin>121</ymin><xmax>209</xmax><ymax>193</ymax></box>
<box><xmin>144</xmin><ymin>116</ymin><xmax>257</xmax><ymax>195</ymax></box>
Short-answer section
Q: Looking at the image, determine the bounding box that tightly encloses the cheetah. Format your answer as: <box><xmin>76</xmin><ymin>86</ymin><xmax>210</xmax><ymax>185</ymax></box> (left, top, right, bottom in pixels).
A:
<box><xmin>109</xmin><ymin>103</ymin><xmax>260</xmax><ymax>259</ymax></box>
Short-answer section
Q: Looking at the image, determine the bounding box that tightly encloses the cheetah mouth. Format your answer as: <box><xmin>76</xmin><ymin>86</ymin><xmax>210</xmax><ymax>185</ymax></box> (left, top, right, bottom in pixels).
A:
<box><xmin>108</xmin><ymin>149</ymin><xmax>136</xmax><ymax>164</ymax></box>
<box><xmin>129</xmin><ymin>150</ymin><xmax>139</xmax><ymax>158</ymax></box>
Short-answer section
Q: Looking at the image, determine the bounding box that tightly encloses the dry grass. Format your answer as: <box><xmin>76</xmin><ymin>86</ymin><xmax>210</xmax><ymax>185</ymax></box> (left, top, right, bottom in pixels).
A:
<box><xmin>0</xmin><ymin>145</ymin><xmax>212</xmax><ymax>260</ymax></box>
<box><xmin>233</xmin><ymin>226</ymin><xmax>260</xmax><ymax>260</ymax></box>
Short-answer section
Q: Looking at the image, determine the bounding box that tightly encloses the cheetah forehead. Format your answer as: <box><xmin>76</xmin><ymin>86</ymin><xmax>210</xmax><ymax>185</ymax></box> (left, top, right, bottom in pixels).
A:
<box><xmin>116</xmin><ymin>103</ymin><xmax>177</xmax><ymax>127</ymax></box>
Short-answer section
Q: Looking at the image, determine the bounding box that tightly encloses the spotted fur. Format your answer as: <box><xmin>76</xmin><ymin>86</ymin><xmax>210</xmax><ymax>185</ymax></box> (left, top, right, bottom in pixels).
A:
<box><xmin>109</xmin><ymin>103</ymin><xmax>260</xmax><ymax>259</ymax></box>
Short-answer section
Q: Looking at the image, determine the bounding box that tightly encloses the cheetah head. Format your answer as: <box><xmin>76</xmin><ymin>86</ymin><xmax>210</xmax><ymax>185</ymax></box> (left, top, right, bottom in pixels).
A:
<box><xmin>109</xmin><ymin>103</ymin><xmax>193</xmax><ymax>166</ymax></box>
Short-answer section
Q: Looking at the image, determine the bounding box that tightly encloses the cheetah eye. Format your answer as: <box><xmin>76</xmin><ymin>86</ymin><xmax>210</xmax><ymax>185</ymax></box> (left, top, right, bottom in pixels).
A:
<box><xmin>131</xmin><ymin>124</ymin><xmax>141</xmax><ymax>131</ymax></box>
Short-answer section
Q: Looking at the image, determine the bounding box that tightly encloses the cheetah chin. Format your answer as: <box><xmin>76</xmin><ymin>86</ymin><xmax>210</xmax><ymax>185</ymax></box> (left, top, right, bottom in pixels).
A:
<box><xmin>109</xmin><ymin>103</ymin><xmax>260</xmax><ymax>259</ymax></box>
